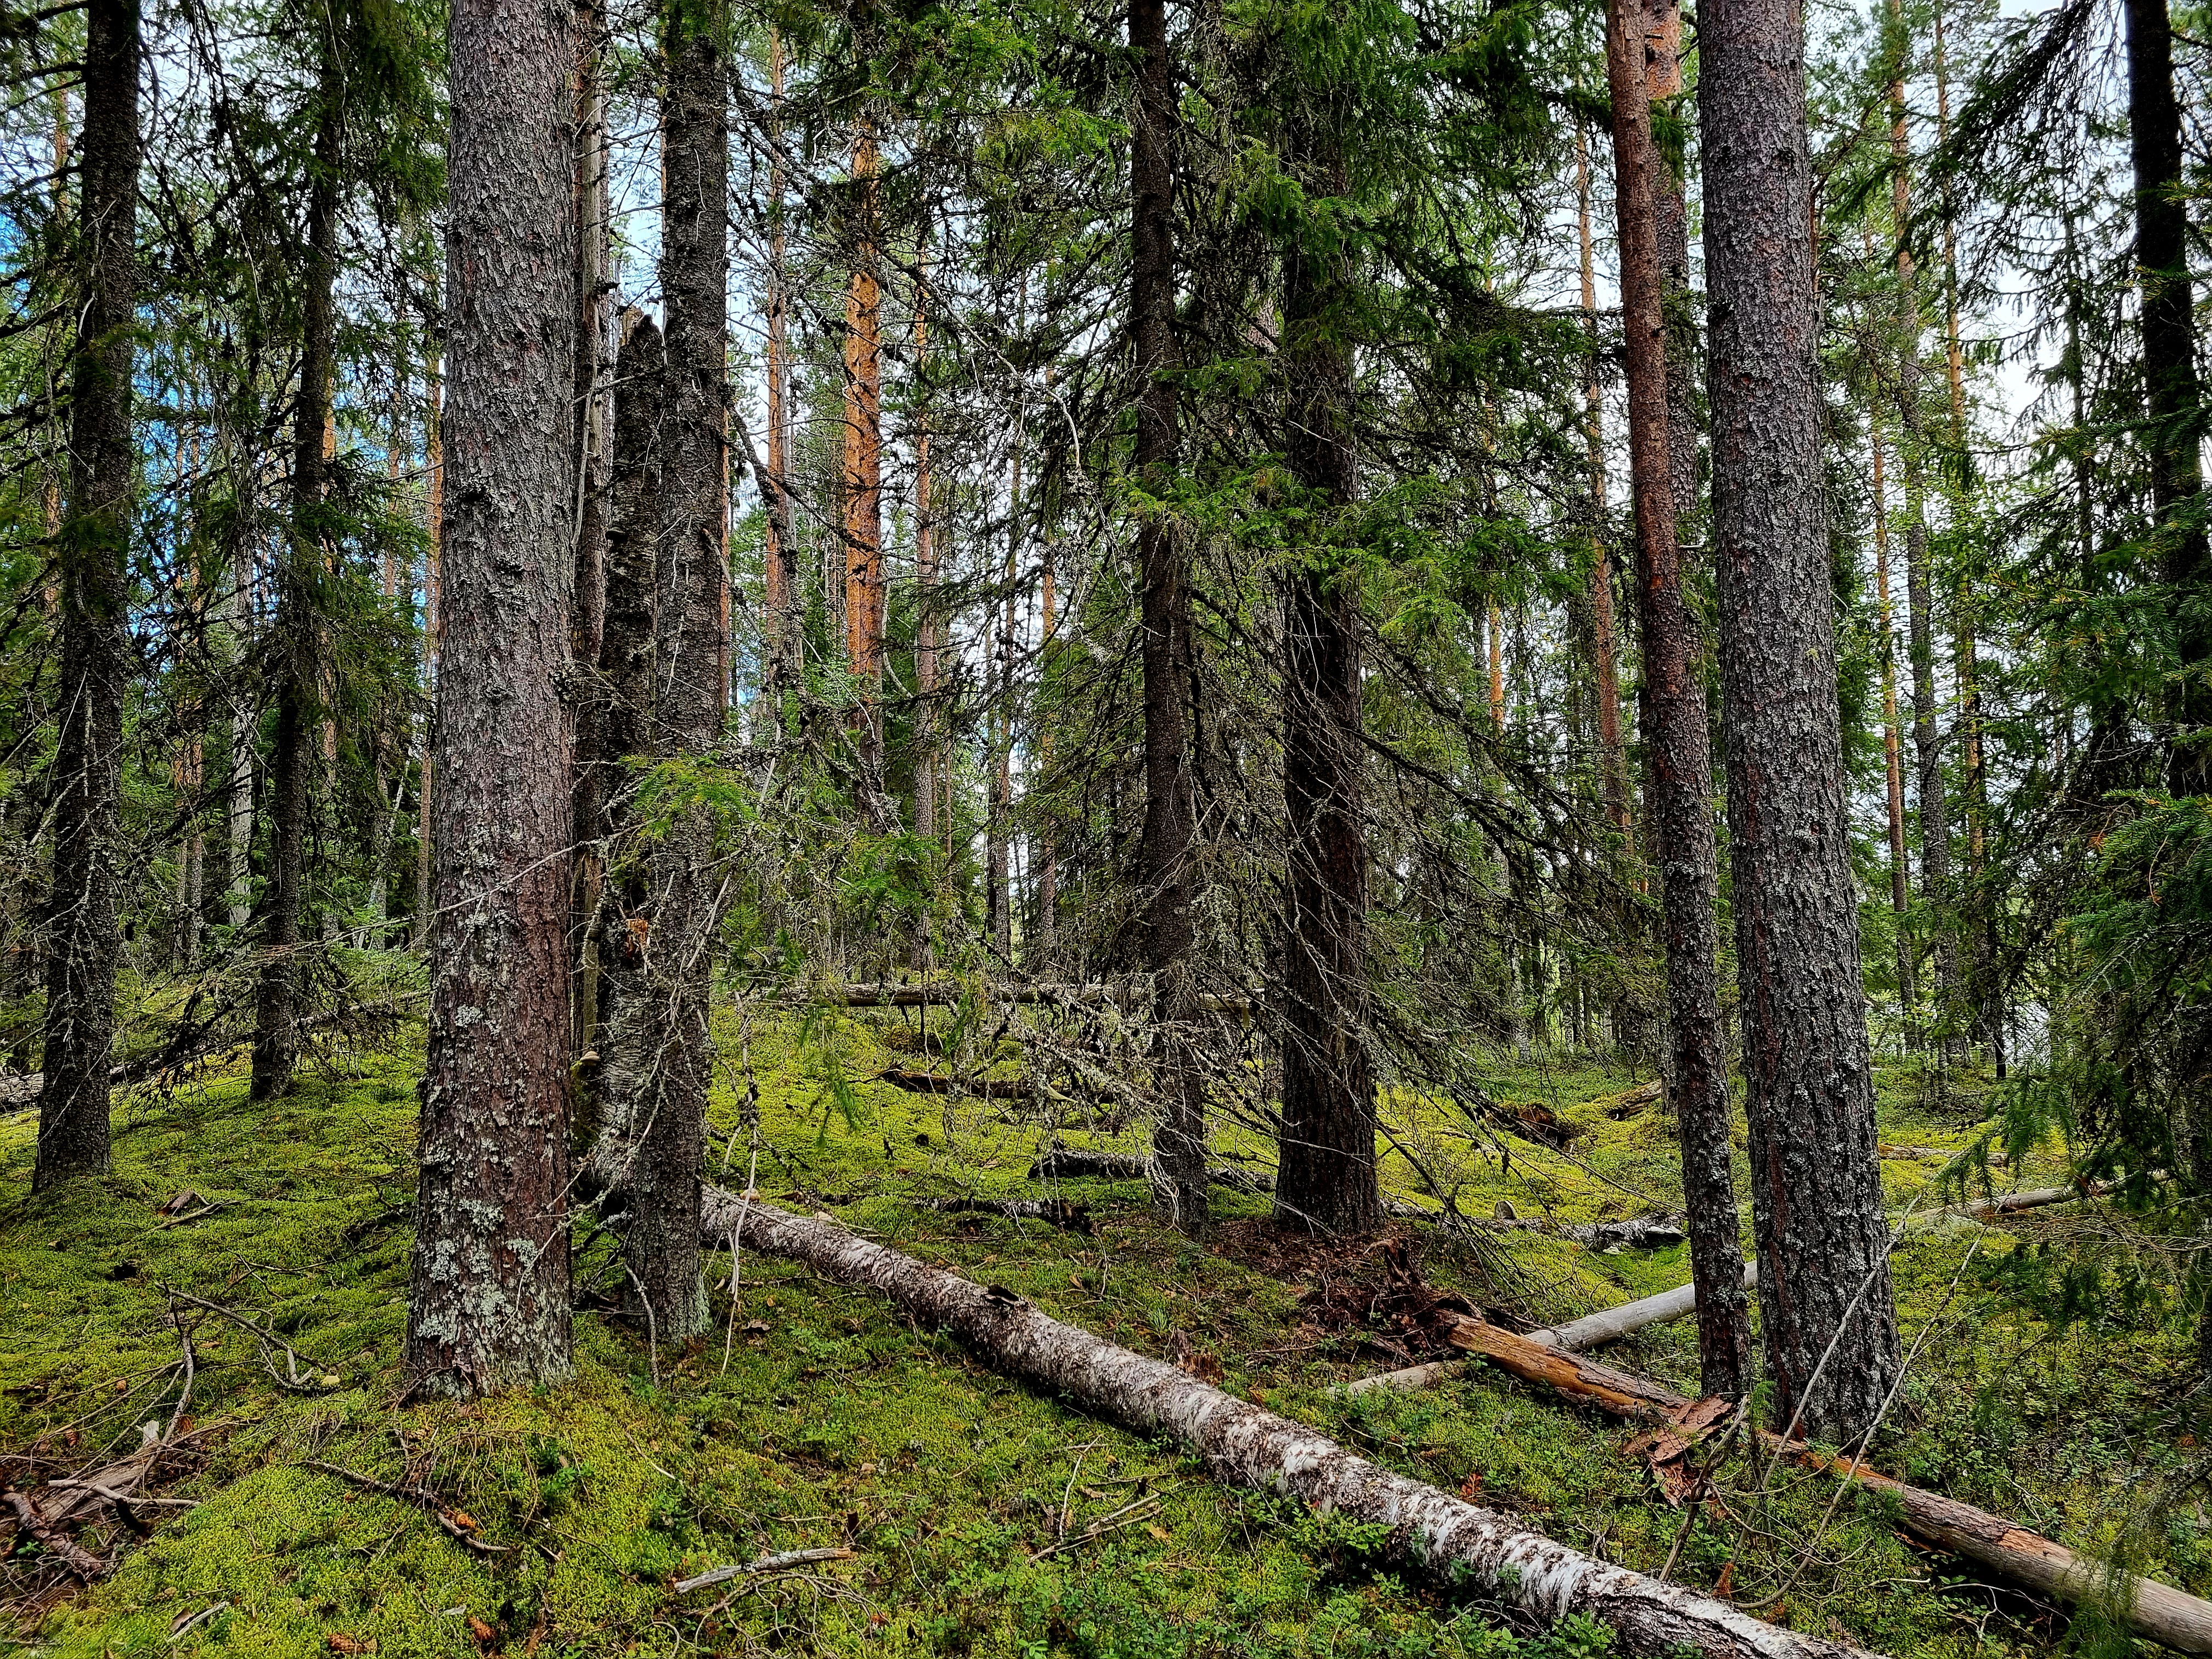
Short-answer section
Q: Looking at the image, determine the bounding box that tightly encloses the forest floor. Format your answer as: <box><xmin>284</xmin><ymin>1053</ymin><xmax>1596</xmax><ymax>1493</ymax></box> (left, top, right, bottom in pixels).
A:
<box><xmin>2</xmin><ymin>967</ymin><xmax>2203</xmax><ymax>1657</ymax></box>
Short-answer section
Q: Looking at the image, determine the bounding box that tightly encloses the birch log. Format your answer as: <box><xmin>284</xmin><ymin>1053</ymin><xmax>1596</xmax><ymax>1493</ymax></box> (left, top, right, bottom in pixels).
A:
<box><xmin>699</xmin><ymin>1191</ymin><xmax>1871</xmax><ymax>1659</ymax></box>
<box><xmin>1450</xmin><ymin>1319</ymin><xmax>2212</xmax><ymax>1655</ymax></box>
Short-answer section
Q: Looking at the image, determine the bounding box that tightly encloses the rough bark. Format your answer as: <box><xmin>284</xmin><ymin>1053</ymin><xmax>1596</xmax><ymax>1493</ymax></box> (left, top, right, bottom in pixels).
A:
<box><xmin>1273</xmin><ymin>120</ymin><xmax>1381</xmax><ymax>1239</ymax></box>
<box><xmin>619</xmin><ymin>0</ymin><xmax>729</xmax><ymax>1342</ymax></box>
<box><xmin>1447</xmin><ymin>1318</ymin><xmax>2212</xmax><ymax>1655</ymax></box>
<box><xmin>2125</xmin><ymin>0</ymin><xmax>2209</xmax><ymax>797</ymax></box>
<box><xmin>1700</xmin><ymin>0</ymin><xmax>1900</xmax><ymax>1442</ymax></box>
<box><xmin>843</xmin><ymin>120</ymin><xmax>886</xmax><ymax>801</ymax></box>
<box><xmin>1573</xmin><ymin>123</ymin><xmax>1630</xmax><ymax>837</ymax></box>
<box><xmin>402</xmin><ymin>0</ymin><xmax>578</xmax><ymax>1397</ymax></box>
<box><xmin>912</xmin><ymin>289</ymin><xmax>937</xmax><ymax>845</ymax></box>
<box><xmin>569</xmin><ymin>0</ymin><xmax>611</xmax><ymax>1060</ymax></box>
<box><xmin>1605</xmin><ymin>0</ymin><xmax>1753</xmax><ymax>1401</ymax></box>
<box><xmin>252</xmin><ymin>71</ymin><xmax>340</xmax><ymax>1104</ymax></box>
<box><xmin>1132</xmin><ymin>0</ymin><xmax>1207</xmax><ymax>1237</ymax></box>
<box><xmin>36</xmin><ymin>0</ymin><xmax>139</xmax><ymax>1189</ymax></box>
<box><xmin>761</xmin><ymin>29</ymin><xmax>797</xmax><ymax>714</ymax></box>
<box><xmin>684</xmin><ymin>1197</ymin><xmax>1872</xmax><ymax>1659</ymax></box>
<box><xmin>414</xmin><ymin>361</ymin><xmax>442</xmax><ymax>951</ymax></box>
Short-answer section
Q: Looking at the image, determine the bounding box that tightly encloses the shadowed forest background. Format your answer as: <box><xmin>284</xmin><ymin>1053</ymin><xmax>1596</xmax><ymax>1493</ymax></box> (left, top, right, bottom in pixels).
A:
<box><xmin>1</xmin><ymin>0</ymin><xmax>2210</xmax><ymax>1649</ymax></box>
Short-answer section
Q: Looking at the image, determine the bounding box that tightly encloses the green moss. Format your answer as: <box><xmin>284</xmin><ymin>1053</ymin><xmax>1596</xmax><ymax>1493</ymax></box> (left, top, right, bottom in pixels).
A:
<box><xmin>0</xmin><ymin>1015</ymin><xmax>2191</xmax><ymax>1655</ymax></box>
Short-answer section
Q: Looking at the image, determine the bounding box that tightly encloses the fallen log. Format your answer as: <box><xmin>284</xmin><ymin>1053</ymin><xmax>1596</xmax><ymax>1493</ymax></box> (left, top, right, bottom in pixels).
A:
<box><xmin>821</xmin><ymin>981</ymin><xmax>1255</xmax><ymax>1016</ymax></box>
<box><xmin>692</xmin><ymin>1190</ymin><xmax>1870</xmax><ymax>1658</ymax></box>
<box><xmin>917</xmin><ymin>1198</ymin><xmax>1096</xmax><ymax>1233</ymax></box>
<box><xmin>1528</xmin><ymin>1262</ymin><xmax>1760</xmax><ymax>1353</ymax></box>
<box><xmin>1029</xmin><ymin>1147</ymin><xmax>1274</xmax><ymax>1194</ymax></box>
<box><xmin>1447</xmin><ymin>1318</ymin><xmax>2212</xmax><ymax>1655</ymax></box>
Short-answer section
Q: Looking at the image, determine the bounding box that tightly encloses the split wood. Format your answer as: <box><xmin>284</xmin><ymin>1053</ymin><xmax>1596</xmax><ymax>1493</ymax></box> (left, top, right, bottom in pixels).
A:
<box><xmin>674</xmin><ymin>1547</ymin><xmax>857</xmax><ymax>1593</ymax></box>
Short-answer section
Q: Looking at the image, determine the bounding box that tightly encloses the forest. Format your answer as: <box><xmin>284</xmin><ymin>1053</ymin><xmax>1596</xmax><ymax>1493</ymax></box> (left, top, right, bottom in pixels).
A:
<box><xmin>1</xmin><ymin>0</ymin><xmax>2209</xmax><ymax>1648</ymax></box>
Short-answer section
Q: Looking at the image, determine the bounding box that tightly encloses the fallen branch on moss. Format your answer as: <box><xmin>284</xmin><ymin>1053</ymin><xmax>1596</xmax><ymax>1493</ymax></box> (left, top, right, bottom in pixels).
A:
<box><xmin>299</xmin><ymin>1460</ymin><xmax>514</xmax><ymax>1556</ymax></box>
<box><xmin>1445</xmin><ymin>1318</ymin><xmax>2212</xmax><ymax>1655</ymax></box>
<box><xmin>3</xmin><ymin>1487</ymin><xmax>112</xmax><ymax>1579</ymax></box>
<box><xmin>1028</xmin><ymin>1147</ymin><xmax>1273</xmax><ymax>1194</ymax></box>
<box><xmin>681</xmin><ymin>1191</ymin><xmax>1872</xmax><ymax>1658</ymax></box>
<box><xmin>917</xmin><ymin>1198</ymin><xmax>1096</xmax><ymax>1233</ymax></box>
<box><xmin>674</xmin><ymin>1547</ymin><xmax>857</xmax><ymax>1593</ymax></box>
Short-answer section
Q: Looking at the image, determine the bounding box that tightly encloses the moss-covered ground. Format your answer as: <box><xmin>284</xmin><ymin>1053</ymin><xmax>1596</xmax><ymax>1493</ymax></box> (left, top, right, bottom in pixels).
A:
<box><xmin>1</xmin><ymin>974</ymin><xmax>2198</xmax><ymax>1657</ymax></box>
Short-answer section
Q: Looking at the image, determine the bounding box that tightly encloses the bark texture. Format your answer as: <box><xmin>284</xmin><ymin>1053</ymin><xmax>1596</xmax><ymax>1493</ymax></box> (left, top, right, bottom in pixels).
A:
<box><xmin>568</xmin><ymin>2</ymin><xmax>611</xmax><ymax>1058</ymax></box>
<box><xmin>1605</xmin><ymin>0</ymin><xmax>1753</xmax><ymax>1401</ymax></box>
<box><xmin>617</xmin><ymin>0</ymin><xmax>729</xmax><ymax>1342</ymax></box>
<box><xmin>843</xmin><ymin>121</ymin><xmax>886</xmax><ymax>799</ymax></box>
<box><xmin>252</xmin><ymin>69</ymin><xmax>341</xmax><ymax>1104</ymax></box>
<box><xmin>35</xmin><ymin>0</ymin><xmax>137</xmax><ymax>1189</ymax></box>
<box><xmin>1699</xmin><ymin>0</ymin><xmax>1899</xmax><ymax>1441</ymax></box>
<box><xmin>1132</xmin><ymin>0</ymin><xmax>1207</xmax><ymax>1237</ymax></box>
<box><xmin>402</xmin><ymin>0</ymin><xmax>577</xmax><ymax>1397</ymax></box>
<box><xmin>683</xmin><ymin>1197</ymin><xmax>1872</xmax><ymax>1659</ymax></box>
<box><xmin>2125</xmin><ymin>0</ymin><xmax>2209</xmax><ymax>795</ymax></box>
<box><xmin>1273</xmin><ymin>121</ymin><xmax>1380</xmax><ymax>1239</ymax></box>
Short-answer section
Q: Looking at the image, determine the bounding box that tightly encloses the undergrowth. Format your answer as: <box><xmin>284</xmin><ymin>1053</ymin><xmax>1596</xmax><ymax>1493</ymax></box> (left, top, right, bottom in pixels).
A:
<box><xmin>0</xmin><ymin>968</ymin><xmax>2198</xmax><ymax>1656</ymax></box>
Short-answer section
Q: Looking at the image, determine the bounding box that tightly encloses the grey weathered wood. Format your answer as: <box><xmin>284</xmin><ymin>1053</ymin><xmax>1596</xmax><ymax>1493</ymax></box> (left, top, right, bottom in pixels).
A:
<box><xmin>693</xmin><ymin>1194</ymin><xmax>1872</xmax><ymax>1658</ymax></box>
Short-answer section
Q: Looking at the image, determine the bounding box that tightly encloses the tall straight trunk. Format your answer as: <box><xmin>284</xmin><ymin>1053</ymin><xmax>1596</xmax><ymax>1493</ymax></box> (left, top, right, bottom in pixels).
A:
<box><xmin>1930</xmin><ymin>2</ymin><xmax>1996</xmax><ymax>1070</ymax></box>
<box><xmin>227</xmin><ymin>510</ymin><xmax>255</xmax><ymax>932</ymax></box>
<box><xmin>1035</xmin><ymin>532</ymin><xmax>1057</xmax><ymax>956</ymax></box>
<box><xmin>414</xmin><ymin>360</ymin><xmax>442</xmax><ymax>950</ymax></box>
<box><xmin>1573</xmin><ymin>123</ymin><xmax>1629</xmax><ymax>836</ymax></box>
<box><xmin>1603</xmin><ymin>0</ymin><xmax>1753</xmax><ymax>1402</ymax></box>
<box><xmin>1133</xmin><ymin>0</ymin><xmax>1206</xmax><ymax>1235</ymax></box>
<box><xmin>592</xmin><ymin>315</ymin><xmax>664</xmax><ymax>1161</ymax></box>
<box><xmin>1866</xmin><ymin>389</ymin><xmax>1916</xmax><ymax>1038</ymax></box>
<box><xmin>1273</xmin><ymin>121</ymin><xmax>1381</xmax><ymax>1240</ymax></box>
<box><xmin>1700</xmin><ymin>0</ymin><xmax>1900</xmax><ymax>1442</ymax></box>
<box><xmin>913</xmin><ymin>292</ymin><xmax>938</xmax><ymax>847</ymax></box>
<box><xmin>251</xmin><ymin>74</ymin><xmax>340</xmax><ymax>1103</ymax></box>
<box><xmin>844</xmin><ymin>122</ymin><xmax>886</xmax><ymax>802</ymax></box>
<box><xmin>619</xmin><ymin>0</ymin><xmax>729</xmax><ymax>1342</ymax></box>
<box><xmin>1643</xmin><ymin>0</ymin><xmax>1697</xmax><ymax>536</ymax></box>
<box><xmin>990</xmin><ymin>358</ymin><xmax>1019</xmax><ymax>963</ymax></box>
<box><xmin>762</xmin><ymin>27</ymin><xmax>796</xmax><ymax>709</ymax></box>
<box><xmin>1886</xmin><ymin>20</ymin><xmax>1961</xmax><ymax>1066</ymax></box>
<box><xmin>569</xmin><ymin>0</ymin><xmax>611</xmax><ymax>1057</ymax></box>
<box><xmin>361</xmin><ymin>362</ymin><xmax>409</xmax><ymax>947</ymax></box>
<box><xmin>1487</xmin><ymin>602</ymin><xmax>1505</xmax><ymax>731</ymax></box>
<box><xmin>35</xmin><ymin>0</ymin><xmax>135</xmax><ymax>1190</ymax></box>
<box><xmin>2124</xmin><ymin>0</ymin><xmax>2209</xmax><ymax>794</ymax></box>
<box><xmin>403</xmin><ymin>0</ymin><xmax>578</xmax><ymax>1396</ymax></box>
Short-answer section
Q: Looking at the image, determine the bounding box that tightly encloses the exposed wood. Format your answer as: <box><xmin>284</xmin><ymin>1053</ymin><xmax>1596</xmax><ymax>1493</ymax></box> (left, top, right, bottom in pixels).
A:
<box><xmin>684</xmin><ymin>1194</ymin><xmax>1871</xmax><ymax>1658</ymax></box>
<box><xmin>1446</xmin><ymin>1317</ymin><xmax>2212</xmax><ymax>1654</ymax></box>
<box><xmin>3</xmin><ymin>1487</ymin><xmax>111</xmax><ymax>1580</ymax></box>
<box><xmin>674</xmin><ymin>1548</ymin><xmax>857</xmax><ymax>1594</ymax></box>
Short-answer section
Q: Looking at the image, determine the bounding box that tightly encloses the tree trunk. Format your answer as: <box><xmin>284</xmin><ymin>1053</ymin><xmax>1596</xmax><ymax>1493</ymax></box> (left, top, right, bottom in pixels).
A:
<box><xmin>763</xmin><ymin>27</ymin><xmax>797</xmax><ymax>714</ymax></box>
<box><xmin>252</xmin><ymin>69</ymin><xmax>340</xmax><ymax>1104</ymax></box>
<box><xmin>414</xmin><ymin>359</ymin><xmax>442</xmax><ymax>951</ymax></box>
<box><xmin>1886</xmin><ymin>36</ymin><xmax>1961</xmax><ymax>1068</ymax></box>
<box><xmin>1273</xmin><ymin>120</ymin><xmax>1381</xmax><ymax>1240</ymax></box>
<box><xmin>673</xmin><ymin>1195</ymin><xmax>1872</xmax><ymax>1659</ymax></box>
<box><xmin>1573</xmin><ymin>122</ymin><xmax>1630</xmax><ymax>837</ymax></box>
<box><xmin>227</xmin><ymin>503</ymin><xmax>255</xmax><ymax>932</ymax></box>
<box><xmin>1860</xmin><ymin>309</ymin><xmax>1916</xmax><ymax>1043</ymax></box>
<box><xmin>1605</xmin><ymin>0</ymin><xmax>1754</xmax><ymax>1402</ymax></box>
<box><xmin>402</xmin><ymin>0</ymin><xmax>578</xmax><ymax>1397</ymax></box>
<box><xmin>1132</xmin><ymin>0</ymin><xmax>1207</xmax><ymax>1238</ymax></box>
<box><xmin>591</xmin><ymin>313</ymin><xmax>664</xmax><ymax>1148</ymax></box>
<box><xmin>1700</xmin><ymin>0</ymin><xmax>1900</xmax><ymax>1442</ymax></box>
<box><xmin>843</xmin><ymin>120</ymin><xmax>886</xmax><ymax>805</ymax></box>
<box><xmin>913</xmin><ymin>288</ymin><xmax>938</xmax><ymax>847</ymax></box>
<box><xmin>619</xmin><ymin>0</ymin><xmax>729</xmax><ymax>1342</ymax></box>
<box><xmin>569</xmin><ymin>0</ymin><xmax>611</xmax><ymax>1059</ymax></box>
<box><xmin>2124</xmin><ymin>0</ymin><xmax>2209</xmax><ymax>795</ymax></box>
<box><xmin>35</xmin><ymin>0</ymin><xmax>138</xmax><ymax>1190</ymax></box>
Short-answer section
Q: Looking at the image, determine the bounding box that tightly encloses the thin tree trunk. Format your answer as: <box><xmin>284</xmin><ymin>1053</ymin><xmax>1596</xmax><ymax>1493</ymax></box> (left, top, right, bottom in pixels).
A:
<box><xmin>1700</xmin><ymin>0</ymin><xmax>1900</xmax><ymax>1442</ymax></box>
<box><xmin>2124</xmin><ymin>0</ymin><xmax>2209</xmax><ymax>795</ymax></box>
<box><xmin>1035</xmin><ymin>528</ymin><xmax>1058</xmax><ymax>957</ymax></box>
<box><xmin>1603</xmin><ymin>0</ymin><xmax>1753</xmax><ymax>1401</ymax></box>
<box><xmin>33</xmin><ymin>0</ymin><xmax>134</xmax><ymax>1189</ymax></box>
<box><xmin>251</xmin><ymin>66</ymin><xmax>340</xmax><ymax>1103</ymax></box>
<box><xmin>990</xmin><ymin>333</ymin><xmax>1020</xmax><ymax>964</ymax></box>
<box><xmin>619</xmin><ymin>0</ymin><xmax>729</xmax><ymax>1342</ymax></box>
<box><xmin>1574</xmin><ymin>122</ymin><xmax>1629</xmax><ymax>837</ymax></box>
<box><xmin>1273</xmin><ymin>119</ymin><xmax>1380</xmax><ymax>1240</ymax></box>
<box><xmin>570</xmin><ymin>0</ymin><xmax>611</xmax><ymax>1058</ymax></box>
<box><xmin>403</xmin><ymin>0</ymin><xmax>578</xmax><ymax>1396</ymax></box>
<box><xmin>913</xmin><ymin>289</ymin><xmax>937</xmax><ymax>848</ymax></box>
<box><xmin>227</xmin><ymin>507</ymin><xmax>255</xmax><ymax>933</ymax></box>
<box><xmin>1866</xmin><ymin>392</ymin><xmax>1916</xmax><ymax>1041</ymax></box>
<box><xmin>414</xmin><ymin>358</ymin><xmax>442</xmax><ymax>951</ymax></box>
<box><xmin>762</xmin><ymin>27</ymin><xmax>795</xmax><ymax>712</ymax></box>
<box><xmin>1886</xmin><ymin>21</ymin><xmax>1961</xmax><ymax>1069</ymax></box>
<box><xmin>843</xmin><ymin>119</ymin><xmax>885</xmax><ymax>804</ymax></box>
<box><xmin>1131</xmin><ymin>0</ymin><xmax>1205</xmax><ymax>1234</ymax></box>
